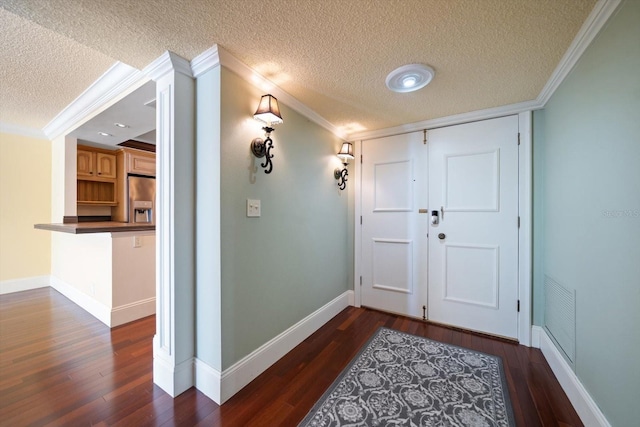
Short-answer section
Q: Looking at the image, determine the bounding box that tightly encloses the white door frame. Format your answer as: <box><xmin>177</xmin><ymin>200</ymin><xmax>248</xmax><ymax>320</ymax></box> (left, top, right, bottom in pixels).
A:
<box><xmin>354</xmin><ymin>111</ymin><xmax>532</xmax><ymax>346</ymax></box>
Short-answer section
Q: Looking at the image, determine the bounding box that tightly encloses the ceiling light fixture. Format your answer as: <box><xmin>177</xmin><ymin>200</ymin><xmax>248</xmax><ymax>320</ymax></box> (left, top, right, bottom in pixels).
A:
<box><xmin>98</xmin><ymin>132</ymin><xmax>112</xmax><ymax>137</ymax></box>
<box><xmin>114</xmin><ymin>123</ymin><xmax>128</xmax><ymax>128</ymax></box>
<box><xmin>386</xmin><ymin>64</ymin><xmax>435</xmax><ymax>93</ymax></box>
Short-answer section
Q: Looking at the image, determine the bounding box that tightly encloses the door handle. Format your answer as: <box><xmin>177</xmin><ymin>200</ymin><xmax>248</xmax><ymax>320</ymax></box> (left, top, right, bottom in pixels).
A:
<box><xmin>438</xmin><ymin>233</ymin><xmax>446</xmax><ymax>240</ymax></box>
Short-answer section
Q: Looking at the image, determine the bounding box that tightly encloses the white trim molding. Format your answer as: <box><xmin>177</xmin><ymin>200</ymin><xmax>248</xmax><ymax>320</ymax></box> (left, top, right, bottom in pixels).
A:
<box><xmin>0</xmin><ymin>122</ymin><xmax>47</xmax><ymax>139</ymax></box>
<box><xmin>191</xmin><ymin>45</ymin><xmax>221</xmax><ymax>78</ymax></box>
<box><xmin>0</xmin><ymin>275</ymin><xmax>50</xmax><ymax>295</ymax></box>
<box><xmin>532</xmin><ymin>326</ymin><xmax>612</xmax><ymax>427</ymax></box>
<box><xmin>111</xmin><ymin>297</ymin><xmax>156</xmax><ymax>327</ymax></box>
<box><xmin>517</xmin><ymin>111</ymin><xmax>533</xmax><ymax>347</ymax></box>
<box><xmin>536</xmin><ymin>0</ymin><xmax>622</xmax><ymax>105</ymax></box>
<box><xmin>194</xmin><ymin>290</ymin><xmax>353</xmax><ymax>404</ymax></box>
<box><xmin>50</xmin><ymin>276</ymin><xmax>111</xmax><ymax>326</ymax></box>
<box><xmin>43</xmin><ymin>62</ymin><xmax>149</xmax><ymax>140</ymax></box>
<box><xmin>152</xmin><ymin>349</ymin><xmax>195</xmax><ymax>398</ymax></box>
<box><xmin>147</xmin><ymin>50</ymin><xmax>197</xmax><ymax>399</ymax></box>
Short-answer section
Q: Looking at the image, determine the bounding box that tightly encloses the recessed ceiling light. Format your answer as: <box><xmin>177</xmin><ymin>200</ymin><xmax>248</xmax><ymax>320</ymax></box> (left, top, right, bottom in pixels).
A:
<box><xmin>386</xmin><ymin>64</ymin><xmax>435</xmax><ymax>93</ymax></box>
<box><xmin>98</xmin><ymin>132</ymin><xmax>112</xmax><ymax>137</ymax></box>
<box><xmin>114</xmin><ymin>123</ymin><xmax>128</xmax><ymax>128</ymax></box>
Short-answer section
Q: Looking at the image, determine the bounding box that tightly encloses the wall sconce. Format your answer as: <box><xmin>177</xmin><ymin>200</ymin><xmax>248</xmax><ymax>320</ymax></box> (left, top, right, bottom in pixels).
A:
<box><xmin>251</xmin><ymin>94</ymin><xmax>283</xmax><ymax>174</ymax></box>
<box><xmin>334</xmin><ymin>142</ymin><xmax>354</xmax><ymax>190</ymax></box>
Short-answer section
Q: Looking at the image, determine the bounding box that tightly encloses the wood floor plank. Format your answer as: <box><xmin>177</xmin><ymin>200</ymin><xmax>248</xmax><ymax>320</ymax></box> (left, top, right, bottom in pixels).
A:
<box><xmin>0</xmin><ymin>289</ymin><xmax>584</xmax><ymax>426</ymax></box>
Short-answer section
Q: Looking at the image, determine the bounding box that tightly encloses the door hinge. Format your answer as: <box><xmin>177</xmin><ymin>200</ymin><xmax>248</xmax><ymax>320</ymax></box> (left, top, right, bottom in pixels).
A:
<box><xmin>517</xmin><ymin>300</ymin><xmax>520</xmax><ymax>312</ymax></box>
<box><xmin>518</xmin><ymin>216</ymin><xmax>520</xmax><ymax>228</ymax></box>
<box><xmin>360</xmin><ymin>216</ymin><xmax>363</xmax><ymax>225</ymax></box>
<box><xmin>360</xmin><ymin>276</ymin><xmax>363</xmax><ymax>286</ymax></box>
<box><xmin>517</xmin><ymin>132</ymin><xmax>521</xmax><ymax>145</ymax></box>
<box><xmin>360</xmin><ymin>154</ymin><xmax>363</xmax><ymax>164</ymax></box>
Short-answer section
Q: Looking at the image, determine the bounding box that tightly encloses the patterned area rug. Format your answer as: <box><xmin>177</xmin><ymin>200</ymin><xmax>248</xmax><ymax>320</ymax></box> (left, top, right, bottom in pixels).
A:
<box><xmin>298</xmin><ymin>327</ymin><xmax>515</xmax><ymax>427</ymax></box>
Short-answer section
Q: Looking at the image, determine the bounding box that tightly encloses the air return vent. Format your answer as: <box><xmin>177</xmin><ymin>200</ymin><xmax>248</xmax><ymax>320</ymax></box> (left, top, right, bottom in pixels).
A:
<box><xmin>544</xmin><ymin>275</ymin><xmax>576</xmax><ymax>363</ymax></box>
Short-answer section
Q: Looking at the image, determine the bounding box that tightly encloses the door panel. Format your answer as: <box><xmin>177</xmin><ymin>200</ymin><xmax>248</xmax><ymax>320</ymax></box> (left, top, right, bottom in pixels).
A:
<box><xmin>361</xmin><ymin>132</ymin><xmax>428</xmax><ymax>318</ymax></box>
<box><xmin>428</xmin><ymin>115</ymin><xmax>519</xmax><ymax>339</ymax></box>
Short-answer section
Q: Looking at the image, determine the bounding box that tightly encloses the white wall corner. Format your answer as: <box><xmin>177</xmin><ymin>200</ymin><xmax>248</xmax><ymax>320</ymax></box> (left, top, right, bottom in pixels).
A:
<box><xmin>217</xmin><ymin>290</ymin><xmax>352</xmax><ymax>404</ymax></box>
<box><xmin>194</xmin><ymin>358</ymin><xmax>222</xmax><ymax>404</ymax></box>
<box><xmin>191</xmin><ymin>45</ymin><xmax>221</xmax><ymax>78</ymax></box>
<box><xmin>43</xmin><ymin>62</ymin><xmax>148</xmax><ymax>140</ymax></box>
<box><xmin>0</xmin><ymin>276</ymin><xmax>50</xmax><ymax>295</ymax></box>
<box><xmin>347</xmin><ymin>289</ymin><xmax>355</xmax><ymax>306</ymax></box>
<box><xmin>144</xmin><ymin>51</ymin><xmax>193</xmax><ymax>81</ymax></box>
<box><xmin>518</xmin><ymin>111</ymin><xmax>533</xmax><ymax>347</ymax></box>
<box><xmin>536</xmin><ymin>327</ymin><xmax>611</xmax><ymax>427</ymax></box>
<box><xmin>50</xmin><ymin>275</ymin><xmax>111</xmax><ymax>326</ymax></box>
<box><xmin>531</xmin><ymin>325</ymin><xmax>542</xmax><ymax>348</ymax></box>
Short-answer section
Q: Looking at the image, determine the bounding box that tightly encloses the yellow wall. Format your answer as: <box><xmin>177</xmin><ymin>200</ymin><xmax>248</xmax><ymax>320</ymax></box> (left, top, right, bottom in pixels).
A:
<box><xmin>0</xmin><ymin>132</ymin><xmax>52</xmax><ymax>281</ymax></box>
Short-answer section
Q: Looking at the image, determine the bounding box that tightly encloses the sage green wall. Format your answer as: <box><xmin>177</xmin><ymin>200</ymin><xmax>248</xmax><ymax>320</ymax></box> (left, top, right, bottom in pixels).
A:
<box><xmin>219</xmin><ymin>68</ymin><xmax>350</xmax><ymax>370</ymax></box>
<box><xmin>532</xmin><ymin>1</ymin><xmax>640</xmax><ymax>425</ymax></box>
<box><xmin>195</xmin><ymin>65</ymin><xmax>223</xmax><ymax>370</ymax></box>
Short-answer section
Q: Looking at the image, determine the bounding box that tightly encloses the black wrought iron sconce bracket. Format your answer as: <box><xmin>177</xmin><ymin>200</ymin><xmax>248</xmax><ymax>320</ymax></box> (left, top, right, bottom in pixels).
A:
<box><xmin>251</xmin><ymin>126</ymin><xmax>275</xmax><ymax>174</ymax></box>
<box><xmin>334</xmin><ymin>163</ymin><xmax>349</xmax><ymax>190</ymax></box>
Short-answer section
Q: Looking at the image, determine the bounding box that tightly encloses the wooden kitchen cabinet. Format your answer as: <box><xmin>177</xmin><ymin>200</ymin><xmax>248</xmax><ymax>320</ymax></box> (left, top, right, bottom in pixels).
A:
<box><xmin>77</xmin><ymin>146</ymin><xmax>117</xmax><ymax>179</ymax></box>
<box><xmin>127</xmin><ymin>150</ymin><xmax>155</xmax><ymax>176</ymax></box>
<box><xmin>77</xmin><ymin>145</ymin><xmax>118</xmax><ymax>206</ymax></box>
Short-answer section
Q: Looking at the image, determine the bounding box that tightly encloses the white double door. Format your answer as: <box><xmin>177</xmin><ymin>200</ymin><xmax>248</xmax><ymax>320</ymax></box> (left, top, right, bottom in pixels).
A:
<box><xmin>360</xmin><ymin>115</ymin><xmax>519</xmax><ymax>339</ymax></box>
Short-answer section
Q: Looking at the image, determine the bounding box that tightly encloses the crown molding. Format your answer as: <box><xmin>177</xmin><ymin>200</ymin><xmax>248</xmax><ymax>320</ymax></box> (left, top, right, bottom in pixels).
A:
<box><xmin>348</xmin><ymin>99</ymin><xmax>540</xmax><ymax>141</ymax></box>
<box><xmin>144</xmin><ymin>51</ymin><xmax>193</xmax><ymax>81</ymax></box>
<box><xmin>191</xmin><ymin>45</ymin><xmax>221</xmax><ymax>78</ymax></box>
<box><xmin>536</xmin><ymin>0</ymin><xmax>622</xmax><ymax>105</ymax></box>
<box><xmin>43</xmin><ymin>62</ymin><xmax>148</xmax><ymax>140</ymax></box>
<box><xmin>0</xmin><ymin>122</ymin><xmax>47</xmax><ymax>139</ymax></box>
<box><xmin>216</xmin><ymin>46</ymin><xmax>347</xmax><ymax>140</ymax></box>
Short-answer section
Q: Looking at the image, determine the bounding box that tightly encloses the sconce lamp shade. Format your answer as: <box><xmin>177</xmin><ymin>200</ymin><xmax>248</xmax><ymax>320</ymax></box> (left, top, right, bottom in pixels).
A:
<box><xmin>337</xmin><ymin>142</ymin><xmax>354</xmax><ymax>161</ymax></box>
<box><xmin>254</xmin><ymin>94</ymin><xmax>283</xmax><ymax>125</ymax></box>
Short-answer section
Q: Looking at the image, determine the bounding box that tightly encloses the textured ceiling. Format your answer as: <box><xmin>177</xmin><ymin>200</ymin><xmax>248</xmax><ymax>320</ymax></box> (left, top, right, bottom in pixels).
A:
<box><xmin>0</xmin><ymin>0</ymin><xmax>596</xmax><ymax>134</ymax></box>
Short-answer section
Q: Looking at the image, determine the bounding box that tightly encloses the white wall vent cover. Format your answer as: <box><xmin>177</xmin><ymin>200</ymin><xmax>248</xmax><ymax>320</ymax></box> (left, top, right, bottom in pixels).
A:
<box><xmin>544</xmin><ymin>275</ymin><xmax>576</xmax><ymax>363</ymax></box>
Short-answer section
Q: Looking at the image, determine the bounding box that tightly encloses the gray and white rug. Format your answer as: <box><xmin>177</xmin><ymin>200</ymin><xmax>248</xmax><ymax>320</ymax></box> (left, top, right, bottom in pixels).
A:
<box><xmin>298</xmin><ymin>327</ymin><xmax>515</xmax><ymax>427</ymax></box>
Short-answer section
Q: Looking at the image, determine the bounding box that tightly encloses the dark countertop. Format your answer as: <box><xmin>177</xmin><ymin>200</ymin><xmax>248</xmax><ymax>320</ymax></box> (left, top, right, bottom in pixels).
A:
<box><xmin>34</xmin><ymin>222</ymin><xmax>155</xmax><ymax>234</ymax></box>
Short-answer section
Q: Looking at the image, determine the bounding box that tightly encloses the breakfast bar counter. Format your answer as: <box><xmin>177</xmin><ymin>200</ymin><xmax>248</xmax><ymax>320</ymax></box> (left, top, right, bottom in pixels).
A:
<box><xmin>35</xmin><ymin>221</ymin><xmax>155</xmax><ymax>234</ymax></box>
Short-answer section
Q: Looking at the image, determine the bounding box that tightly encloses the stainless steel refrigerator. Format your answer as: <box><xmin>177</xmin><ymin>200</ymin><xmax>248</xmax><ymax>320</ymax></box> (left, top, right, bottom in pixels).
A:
<box><xmin>128</xmin><ymin>175</ymin><xmax>155</xmax><ymax>224</ymax></box>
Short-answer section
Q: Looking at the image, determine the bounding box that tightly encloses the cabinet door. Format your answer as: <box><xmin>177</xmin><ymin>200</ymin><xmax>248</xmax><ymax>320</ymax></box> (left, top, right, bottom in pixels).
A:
<box><xmin>96</xmin><ymin>153</ymin><xmax>117</xmax><ymax>179</ymax></box>
<box><xmin>129</xmin><ymin>152</ymin><xmax>156</xmax><ymax>176</ymax></box>
<box><xmin>77</xmin><ymin>149</ymin><xmax>95</xmax><ymax>178</ymax></box>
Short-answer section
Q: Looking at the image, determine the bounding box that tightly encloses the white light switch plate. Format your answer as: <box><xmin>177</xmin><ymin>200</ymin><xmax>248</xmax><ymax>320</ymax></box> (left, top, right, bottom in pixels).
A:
<box><xmin>247</xmin><ymin>199</ymin><xmax>261</xmax><ymax>217</ymax></box>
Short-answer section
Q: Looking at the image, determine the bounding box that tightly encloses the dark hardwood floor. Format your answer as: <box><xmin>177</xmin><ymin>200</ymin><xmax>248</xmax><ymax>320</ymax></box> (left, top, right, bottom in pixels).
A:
<box><xmin>0</xmin><ymin>288</ymin><xmax>582</xmax><ymax>426</ymax></box>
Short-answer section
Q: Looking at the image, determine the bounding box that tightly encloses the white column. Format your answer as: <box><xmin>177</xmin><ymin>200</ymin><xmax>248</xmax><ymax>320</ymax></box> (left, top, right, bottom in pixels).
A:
<box><xmin>51</xmin><ymin>135</ymin><xmax>77</xmax><ymax>221</ymax></box>
<box><xmin>145</xmin><ymin>52</ymin><xmax>196</xmax><ymax>396</ymax></box>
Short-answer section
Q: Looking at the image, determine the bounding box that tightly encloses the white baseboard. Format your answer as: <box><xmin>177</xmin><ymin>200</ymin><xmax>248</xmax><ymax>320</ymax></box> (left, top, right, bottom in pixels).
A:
<box><xmin>111</xmin><ymin>297</ymin><xmax>156</xmax><ymax>327</ymax></box>
<box><xmin>50</xmin><ymin>276</ymin><xmax>111</xmax><ymax>327</ymax></box>
<box><xmin>194</xmin><ymin>358</ymin><xmax>222</xmax><ymax>403</ymax></box>
<box><xmin>193</xmin><ymin>290</ymin><xmax>353</xmax><ymax>404</ymax></box>
<box><xmin>0</xmin><ymin>275</ymin><xmax>50</xmax><ymax>295</ymax></box>
<box><xmin>152</xmin><ymin>338</ymin><xmax>195</xmax><ymax>397</ymax></box>
<box><xmin>532</xmin><ymin>326</ymin><xmax>611</xmax><ymax>427</ymax></box>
